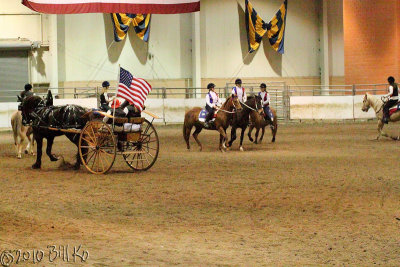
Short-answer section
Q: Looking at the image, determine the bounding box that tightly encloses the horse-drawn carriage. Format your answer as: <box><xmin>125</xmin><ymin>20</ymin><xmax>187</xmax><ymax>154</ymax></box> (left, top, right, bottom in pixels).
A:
<box><xmin>20</xmin><ymin>94</ymin><xmax>159</xmax><ymax>174</ymax></box>
<box><xmin>77</xmin><ymin>113</ymin><xmax>159</xmax><ymax>174</ymax></box>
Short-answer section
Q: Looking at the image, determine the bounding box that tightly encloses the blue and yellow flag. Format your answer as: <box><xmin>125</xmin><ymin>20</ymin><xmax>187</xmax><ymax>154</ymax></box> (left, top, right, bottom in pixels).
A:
<box><xmin>267</xmin><ymin>0</ymin><xmax>287</xmax><ymax>54</ymax></box>
<box><xmin>111</xmin><ymin>13</ymin><xmax>151</xmax><ymax>42</ymax></box>
<box><xmin>245</xmin><ymin>0</ymin><xmax>287</xmax><ymax>54</ymax></box>
<box><xmin>245</xmin><ymin>0</ymin><xmax>268</xmax><ymax>53</ymax></box>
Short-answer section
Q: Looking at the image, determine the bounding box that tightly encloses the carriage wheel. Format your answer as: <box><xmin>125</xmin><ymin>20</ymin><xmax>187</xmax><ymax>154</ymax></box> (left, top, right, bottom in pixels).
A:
<box><xmin>123</xmin><ymin>119</ymin><xmax>159</xmax><ymax>171</ymax></box>
<box><xmin>79</xmin><ymin>120</ymin><xmax>116</xmax><ymax>174</ymax></box>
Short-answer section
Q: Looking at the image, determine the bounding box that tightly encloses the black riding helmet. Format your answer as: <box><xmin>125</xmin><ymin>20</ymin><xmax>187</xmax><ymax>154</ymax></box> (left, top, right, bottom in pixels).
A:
<box><xmin>24</xmin><ymin>83</ymin><xmax>32</xmax><ymax>91</ymax></box>
<box><xmin>388</xmin><ymin>76</ymin><xmax>395</xmax><ymax>84</ymax></box>
<box><xmin>207</xmin><ymin>83</ymin><xmax>215</xmax><ymax>90</ymax></box>
<box><xmin>102</xmin><ymin>81</ymin><xmax>110</xmax><ymax>87</ymax></box>
<box><xmin>260</xmin><ymin>83</ymin><xmax>267</xmax><ymax>89</ymax></box>
<box><xmin>235</xmin><ymin>78</ymin><xmax>242</xmax><ymax>85</ymax></box>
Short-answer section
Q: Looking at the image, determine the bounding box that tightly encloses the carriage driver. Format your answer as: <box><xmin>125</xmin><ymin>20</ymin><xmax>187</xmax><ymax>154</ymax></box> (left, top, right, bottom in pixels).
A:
<box><xmin>20</xmin><ymin>83</ymin><xmax>34</xmax><ymax>99</ymax></box>
<box><xmin>232</xmin><ymin>78</ymin><xmax>247</xmax><ymax>103</ymax></box>
<box><xmin>100</xmin><ymin>81</ymin><xmax>114</xmax><ymax>111</ymax></box>
<box><xmin>259</xmin><ymin>83</ymin><xmax>274</xmax><ymax>122</ymax></box>
<box><xmin>382</xmin><ymin>76</ymin><xmax>399</xmax><ymax>124</ymax></box>
<box><xmin>204</xmin><ymin>83</ymin><xmax>222</xmax><ymax>127</ymax></box>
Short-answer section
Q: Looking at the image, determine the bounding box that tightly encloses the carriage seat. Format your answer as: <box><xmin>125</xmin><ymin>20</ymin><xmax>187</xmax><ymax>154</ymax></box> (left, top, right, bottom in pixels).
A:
<box><xmin>112</xmin><ymin>117</ymin><xmax>145</xmax><ymax>133</ymax></box>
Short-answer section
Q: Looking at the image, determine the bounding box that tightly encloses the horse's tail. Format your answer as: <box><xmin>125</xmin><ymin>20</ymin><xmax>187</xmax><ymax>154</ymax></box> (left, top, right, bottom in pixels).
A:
<box><xmin>183</xmin><ymin>111</ymin><xmax>191</xmax><ymax>146</ymax></box>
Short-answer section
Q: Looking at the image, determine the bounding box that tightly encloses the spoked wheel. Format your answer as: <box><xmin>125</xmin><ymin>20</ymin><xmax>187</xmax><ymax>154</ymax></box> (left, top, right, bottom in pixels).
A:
<box><xmin>122</xmin><ymin>119</ymin><xmax>159</xmax><ymax>171</ymax></box>
<box><xmin>79</xmin><ymin>120</ymin><xmax>116</xmax><ymax>174</ymax></box>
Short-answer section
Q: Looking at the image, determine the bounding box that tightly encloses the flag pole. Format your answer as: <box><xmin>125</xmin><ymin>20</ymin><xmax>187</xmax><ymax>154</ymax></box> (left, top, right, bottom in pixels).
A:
<box><xmin>113</xmin><ymin>64</ymin><xmax>120</xmax><ymax>130</ymax></box>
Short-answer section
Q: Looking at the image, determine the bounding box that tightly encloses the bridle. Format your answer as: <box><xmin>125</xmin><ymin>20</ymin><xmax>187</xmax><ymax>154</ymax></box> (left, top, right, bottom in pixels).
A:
<box><xmin>216</xmin><ymin>97</ymin><xmax>242</xmax><ymax>114</ymax></box>
<box><xmin>22</xmin><ymin>97</ymin><xmax>47</xmax><ymax>126</ymax></box>
<box><xmin>240</xmin><ymin>97</ymin><xmax>263</xmax><ymax>114</ymax></box>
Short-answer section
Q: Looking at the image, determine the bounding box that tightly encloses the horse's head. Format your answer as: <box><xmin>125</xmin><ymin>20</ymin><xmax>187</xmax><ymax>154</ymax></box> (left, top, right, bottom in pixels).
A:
<box><xmin>254</xmin><ymin>95</ymin><xmax>264</xmax><ymax>115</ymax></box>
<box><xmin>361</xmin><ymin>93</ymin><xmax>371</xmax><ymax>112</ymax></box>
<box><xmin>230</xmin><ymin>95</ymin><xmax>242</xmax><ymax>111</ymax></box>
<box><xmin>20</xmin><ymin>95</ymin><xmax>45</xmax><ymax>125</ymax></box>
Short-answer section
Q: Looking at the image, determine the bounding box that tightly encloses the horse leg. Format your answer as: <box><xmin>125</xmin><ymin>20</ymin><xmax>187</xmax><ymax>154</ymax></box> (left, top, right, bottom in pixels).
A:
<box><xmin>183</xmin><ymin>124</ymin><xmax>192</xmax><ymax>150</ymax></box>
<box><xmin>376</xmin><ymin>121</ymin><xmax>384</xmax><ymax>140</ymax></box>
<box><xmin>271</xmin><ymin>122</ymin><xmax>277</xmax><ymax>143</ymax></box>
<box><xmin>32</xmin><ymin>136</ymin><xmax>43</xmax><ymax>169</ymax></box>
<box><xmin>27</xmin><ymin>128</ymin><xmax>35</xmax><ymax>155</ymax></box>
<box><xmin>239</xmin><ymin>127</ymin><xmax>246</xmax><ymax>151</ymax></box>
<box><xmin>13</xmin><ymin>134</ymin><xmax>21</xmax><ymax>159</ymax></box>
<box><xmin>217</xmin><ymin>127</ymin><xmax>227</xmax><ymax>152</ymax></box>
<box><xmin>192</xmin><ymin>126</ymin><xmax>203</xmax><ymax>151</ymax></box>
<box><xmin>254</xmin><ymin>128</ymin><xmax>260</xmax><ymax>144</ymax></box>
<box><xmin>259</xmin><ymin>127</ymin><xmax>265</xmax><ymax>144</ymax></box>
<box><xmin>248</xmin><ymin>125</ymin><xmax>254</xmax><ymax>142</ymax></box>
<box><xmin>46</xmin><ymin>136</ymin><xmax>59</xmax><ymax>162</ymax></box>
<box><xmin>228</xmin><ymin>127</ymin><xmax>237</xmax><ymax>148</ymax></box>
<box><xmin>17</xmin><ymin>130</ymin><xmax>26</xmax><ymax>159</ymax></box>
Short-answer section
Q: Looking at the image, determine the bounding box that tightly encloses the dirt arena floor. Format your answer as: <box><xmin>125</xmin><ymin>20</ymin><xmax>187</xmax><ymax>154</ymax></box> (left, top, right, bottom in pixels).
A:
<box><xmin>0</xmin><ymin>121</ymin><xmax>400</xmax><ymax>266</ymax></box>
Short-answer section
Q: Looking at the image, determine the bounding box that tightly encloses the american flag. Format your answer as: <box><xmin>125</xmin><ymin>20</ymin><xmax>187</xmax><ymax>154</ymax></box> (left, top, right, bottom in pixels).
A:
<box><xmin>117</xmin><ymin>67</ymin><xmax>152</xmax><ymax>112</ymax></box>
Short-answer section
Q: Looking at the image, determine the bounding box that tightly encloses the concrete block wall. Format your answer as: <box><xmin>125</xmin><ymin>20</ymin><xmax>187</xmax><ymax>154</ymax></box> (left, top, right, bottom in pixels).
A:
<box><xmin>344</xmin><ymin>0</ymin><xmax>400</xmax><ymax>84</ymax></box>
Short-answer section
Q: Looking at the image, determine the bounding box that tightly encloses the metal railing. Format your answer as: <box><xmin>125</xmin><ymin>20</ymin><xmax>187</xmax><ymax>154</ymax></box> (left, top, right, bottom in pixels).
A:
<box><xmin>1</xmin><ymin>83</ymin><xmax>393</xmax><ymax>123</ymax></box>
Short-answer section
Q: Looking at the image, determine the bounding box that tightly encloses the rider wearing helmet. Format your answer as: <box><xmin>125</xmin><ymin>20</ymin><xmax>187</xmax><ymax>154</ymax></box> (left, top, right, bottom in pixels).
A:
<box><xmin>382</xmin><ymin>76</ymin><xmax>398</xmax><ymax>124</ymax></box>
<box><xmin>20</xmin><ymin>83</ymin><xmax>34</xmax><ymax>99</ymax></box>
<box><xmin>231</xmin><ymin>78</ymin><xmax>247</xmax><ymax>103</ymax></box>
<box><xmin>100</xmin><ymin>81</ymin><xmax>113</xmax><ymax>111</ymax></box>
<box><xmin>205</xmin><ymin>83</ymin><xmax>221</xmax><ymax>126</ymax></box>
<box><xmin>259</xmin><ymin>83</ymin><xmax>273</xmax><ymax>122</ymax></box>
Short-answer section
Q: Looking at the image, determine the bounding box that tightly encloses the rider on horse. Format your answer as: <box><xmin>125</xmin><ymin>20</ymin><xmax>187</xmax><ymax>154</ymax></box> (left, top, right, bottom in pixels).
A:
<box><xmin>259</xmin><ymin>83</ymin><xmax>274</xmax><ymax>122</ymax></box>
<box><xmin>20</xmin><ymin>83</ymin><xmax>34</xmax><ymax>100</ymax></box>
<box><xmin>204</xmin><ymin>83</ymin><xmax>222</xmax><ymax>127</ymax></box>
<box><xmin>232</xmin><ymin>78</ymin><xmax>247</xmax><ymax>103</ymax></box>
<box><xmin>382</xmin><ymin>76</ymin><xmax>398</xmax><ymax>124</ymax></box>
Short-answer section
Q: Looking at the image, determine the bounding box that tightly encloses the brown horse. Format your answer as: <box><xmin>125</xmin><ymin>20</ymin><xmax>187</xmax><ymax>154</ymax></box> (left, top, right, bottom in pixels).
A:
<box><xmin>183</xmin><ymin>96</ymin><xmax>242</xmax><ymax>151</ymax></box>
<box><xmin>248</xmin><ymin>108</ymin><xmax>278</xmax><ymax>143</ymax></box>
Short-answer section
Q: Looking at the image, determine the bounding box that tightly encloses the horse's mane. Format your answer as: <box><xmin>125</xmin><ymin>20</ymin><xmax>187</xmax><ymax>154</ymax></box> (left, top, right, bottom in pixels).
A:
<box><xmin>222</xmin><ymin>96</ymin><xmax>232</xmax><ymax>108</ymax></box>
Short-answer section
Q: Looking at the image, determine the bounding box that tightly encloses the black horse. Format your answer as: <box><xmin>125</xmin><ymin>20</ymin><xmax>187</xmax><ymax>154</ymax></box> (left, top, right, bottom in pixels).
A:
<box><xmin>227</xmin><ymin>95</ymin><xmax>263</xmax><ymax>151</ymax></box>
<box><xmin>21</xmin><ymin>94</ymin><xmax>89</xmax><ymax>169</ymax></box>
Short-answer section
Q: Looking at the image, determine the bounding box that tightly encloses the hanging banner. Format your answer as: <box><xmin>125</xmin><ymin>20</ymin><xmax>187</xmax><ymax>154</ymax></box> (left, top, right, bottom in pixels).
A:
<box><xmin>21</xmin><ymin>0</ymin><xmax>200</xmax><ymax>14</ymax></box>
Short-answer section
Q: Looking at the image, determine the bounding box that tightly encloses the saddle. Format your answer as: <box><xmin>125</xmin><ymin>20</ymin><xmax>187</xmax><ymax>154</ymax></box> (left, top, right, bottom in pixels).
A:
<box><xmin>198</xmin><ymin>109</ymin><xmax>217</xmax><ymax>123</ymax></box>
<box><xmin>389</xmin><ymin>102</ymin><xmax>400</xmax><ymax>116</ymax></box>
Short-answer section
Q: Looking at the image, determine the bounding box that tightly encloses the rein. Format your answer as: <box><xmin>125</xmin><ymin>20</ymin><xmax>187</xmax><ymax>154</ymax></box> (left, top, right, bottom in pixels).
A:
<box><xmin>215</xmin><ymin>108</ymin><xmax>237</xmax><ymax>114</ymax></box>
<box><xmin>241</xmin><ymin>101</ymin><xmax>257</xmax><ymax>111</ymax></box>
<box><xmin>215</xmin><ymin>97</ymin><xmax>241</xmax><ymax>114</ymax></box>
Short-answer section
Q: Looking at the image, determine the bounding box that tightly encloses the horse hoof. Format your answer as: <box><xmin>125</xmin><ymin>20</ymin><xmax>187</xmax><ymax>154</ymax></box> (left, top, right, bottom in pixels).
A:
<box><xmin>240</xmin><ymin>147</ymin><xmax>244</xmax><ymax>152</ymax></box>
<box><xmin>73</xmin><ymin>164</ymin><xmax>80</xmax><ymax>170</ymax></box>
<box><xmin>271</xmin><ymin>138</ymin><xmax>275</xmax><ymax>143</ymax></box>
<box><xmin>24</xmin><ymin>150</ymin><xmax>28</xmax><ymax>154</ymax></box>
<box><xmin>50</xmin><ymin>155</ymin><xmax>59</xmax><ymax>162</ymax></box>
<box><xmin>32</xmin><ymin>163</ymin><xmax>41</xmax><ymax>169</ymax></box>
<box><xmin>17</xmin><ymin>155</ymin><xmax>22</xmax><ymax>159</ymax></box>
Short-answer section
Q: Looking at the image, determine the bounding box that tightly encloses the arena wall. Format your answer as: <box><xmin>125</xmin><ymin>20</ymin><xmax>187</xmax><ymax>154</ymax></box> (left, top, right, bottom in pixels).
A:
<box><xmin>0</xmin><ymin>95</ymin><xmax>379</xmax><ymax>128</ymax></box>
<box><xmin>289</xmin><ymin>95</ymin><xmax>375</xmax><ymax>120</ymax></box>
<box><xmin>0</xmin><ymin>0</ymin><xmax>345</xmax><ymax>88</ymax></box>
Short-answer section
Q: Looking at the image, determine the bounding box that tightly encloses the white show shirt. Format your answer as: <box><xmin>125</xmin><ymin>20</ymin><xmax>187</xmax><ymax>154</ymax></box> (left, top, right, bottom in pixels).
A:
<box><xmin>259</xmin><ymin>91</ymin><xmax>270</xmax><ymax>106</ymax></box>
<box><xmin>384</xmin><ymin>85</ymin><xmax>399</xmax><ymax>100</ymax></box>
<box><xmin>206</xmin><ymin>91</ymin><xmax>222</xmax><ymax>108</ymax></box>
<box><xmin>232</xmin><ymin>86</ymin><xmax>247</xmax><ymax>102</ymax></box>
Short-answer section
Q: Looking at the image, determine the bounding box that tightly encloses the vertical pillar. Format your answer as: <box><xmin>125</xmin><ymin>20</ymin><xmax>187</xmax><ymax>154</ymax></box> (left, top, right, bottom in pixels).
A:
<box><xmin>49</xmin><ymin>14</ymin><xmax>58</xmax><ymax>94</ymax></box>
<box><xmin>192</xmin><ymin>12</ymin><xmax>201</xmax><ymax>98</ymax></box>
<box><xmin>320</xmin><ymin>0</ymin><xmax>330</xmax><ymax>95</ymax></box>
